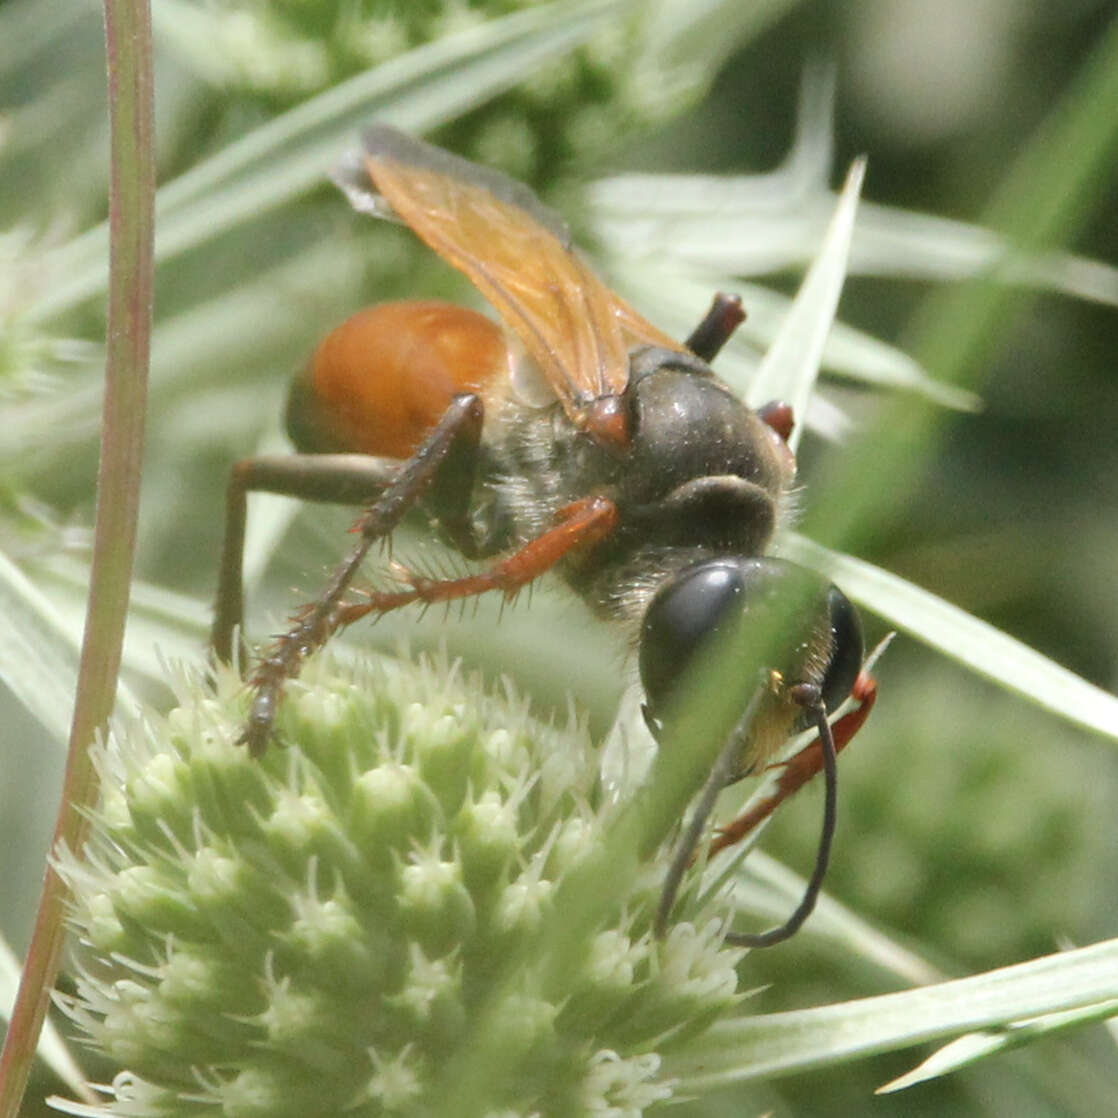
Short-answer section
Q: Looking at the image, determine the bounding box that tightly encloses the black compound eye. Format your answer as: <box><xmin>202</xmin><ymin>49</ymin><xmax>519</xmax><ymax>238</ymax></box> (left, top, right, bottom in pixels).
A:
<box><xmin>819</xmin><ymin>585</ymin><xmax>863</xmax><ymax>717</ymax></box>
<box><xmin>638</xmin><ymin>557</ymin><xmax>864</xmax><ymax>738</ymax></box>
<box><xmin>639</xmin><ymin>559</ymin><xmax>749</xmax><ymax>728</ymax></box>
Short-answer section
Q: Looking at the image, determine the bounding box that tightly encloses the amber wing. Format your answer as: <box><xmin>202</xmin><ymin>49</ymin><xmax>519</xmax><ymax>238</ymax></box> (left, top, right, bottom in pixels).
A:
<box><xmin>361</xmin><ymin>126</ymin><xmax>686</xmax><ymax>425</ymax></box>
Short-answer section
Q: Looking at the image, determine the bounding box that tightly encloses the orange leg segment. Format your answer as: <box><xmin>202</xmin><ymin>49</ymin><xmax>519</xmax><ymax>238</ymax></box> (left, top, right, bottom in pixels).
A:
<box><xmin>334</xmin><ymin>496</ymin><xmax>619</xmax><ymax>623</ymax></box>
<box><xmin>241</xmin><ymin>471</ymin><xmax>618</xmax><ymax>756</ymax></box>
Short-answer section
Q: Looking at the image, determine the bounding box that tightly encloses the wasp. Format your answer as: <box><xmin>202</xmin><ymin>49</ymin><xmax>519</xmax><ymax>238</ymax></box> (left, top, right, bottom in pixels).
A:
<box><xmin>211</xmin><ymin>125</ymin><xmax>876</xmax><ymax>946</ymax></box>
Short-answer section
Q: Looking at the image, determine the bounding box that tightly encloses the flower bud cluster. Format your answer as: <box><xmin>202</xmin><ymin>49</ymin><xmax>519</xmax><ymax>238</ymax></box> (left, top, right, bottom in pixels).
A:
<box><xmin>56</xmin><ymin>652</ymin><xmax>744</xmax><ymax>1117</ymax></box>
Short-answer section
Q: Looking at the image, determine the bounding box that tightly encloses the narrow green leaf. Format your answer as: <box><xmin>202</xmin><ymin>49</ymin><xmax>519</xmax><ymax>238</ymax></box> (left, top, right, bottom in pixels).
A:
<box><xmin>803</xmin><ymin>13</ymin><xmax>1118</xmax><ymax>557</ymax></box>
<box><xmin>0</xmin><ymin>0</ymin><xmax>155</xmax><ymax>1108</ymax></box>
<box><xmin>780</xmin><ymin>533</ymin><xmax>1118</xmax><ymax>742</ymax></box>
<box><xmin>631</xmin><ymin>0</ymin><xmax>799</xmax><ymax>111</ymax></box>
<box><xmin>0</xmin><ymin>552</ymin><xmax>83</xmax><ymax>745</ymax></box>
<box><xmin>31</xmin><ymin>0</ymin><xmax>629</xmax><ymax>321</ymax></box>
<box><xmin>604</xmin><ymin>264</ymin><xmax>979</xmax><ymax>412</ymax></box>
<box><xmin>742</xmin><ymin>288</ymin><xmax>981</xmax><ymax>408</ymax></box>
<box><xmin>850</xmin><ymin>200</ymin><xmax>1118</xmax><ymax>307</ymax></box>
<box><xmin>595</xmin><ymin>177</ymin><xmax>1118</xmax><ymax>308</ymax></box>
<box><xmin>664</xmin><ymin>938</ymin><xmax>1118</xmax><ymax>1090</ymax></box>
<box><xmin>878</xmin><ymin>999</ymin><xmax>1118</xmax><ymax>1093</ymax></box>
<box><xmin>747</xmin><ymin>158</ymin><xmax>863</xmax><ymax>449</ymax></box>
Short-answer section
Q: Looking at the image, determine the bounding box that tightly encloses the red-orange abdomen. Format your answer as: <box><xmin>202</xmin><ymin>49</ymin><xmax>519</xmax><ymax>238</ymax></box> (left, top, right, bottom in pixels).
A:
<box><xmin>286</xmin><ymin>300</ymin><xmax>507</xmax><ymax>460</ymax></box>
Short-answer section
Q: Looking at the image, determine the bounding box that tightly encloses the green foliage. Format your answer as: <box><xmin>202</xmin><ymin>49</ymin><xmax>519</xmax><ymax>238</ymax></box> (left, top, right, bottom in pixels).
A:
<box><xmin>1</xmin><ymin>1</ymin><xmax>1117</xmax><ymax>1115</ymax></box>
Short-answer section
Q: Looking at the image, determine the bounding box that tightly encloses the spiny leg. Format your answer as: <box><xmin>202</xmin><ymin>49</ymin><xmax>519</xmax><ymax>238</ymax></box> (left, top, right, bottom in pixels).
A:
<box><xmin>212</xmin><ymin>453</ymin><xmax>403</xmax><ymax>665</ymax></box>
<box><xmin>239</xmin><ymin>393</ymin><xmax>485</xmax><ymax>755</ymax></box>
<box><xmin>244</xmin><ymin>496</ymin><xmax>618</xmax><ymax>754</ymax></box>
<box><xmin>330</xmin><ymin>495</ymin><xmax>620</xmax><ymax>624</ymax></box>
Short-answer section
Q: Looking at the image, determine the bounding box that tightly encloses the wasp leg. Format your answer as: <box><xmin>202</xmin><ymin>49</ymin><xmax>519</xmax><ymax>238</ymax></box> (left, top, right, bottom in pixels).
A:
<box><xmin>238</xmin><ymin>393</ymin><xmax>485</xmax><ymax>755</ymax></box>
<box><xmin>685</xmin><ymin>292</ymin><xmax>745</xmax><ymax>363</ymax></box>
<box><xmin>213</xmin><ymin>453</ymin><xmax>403</xmax><ymax>666</ymax></box>
<box><xmin>331</xmin><ymin>495</ymin><xmax>619</xmax><ymax>625</ymax></box>
<box><xmin>709</xmin><ymin>671</ymin><xmax>876</xmax><ymax>859</ymax></box>
<box><xmin>247</xmin><ymin>493</ymin><xmax>617</xmax><ymax>754</ymax></box>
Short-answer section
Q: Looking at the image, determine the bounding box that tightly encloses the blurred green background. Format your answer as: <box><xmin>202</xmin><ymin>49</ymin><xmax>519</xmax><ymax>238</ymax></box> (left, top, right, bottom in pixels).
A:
<box><xmin>1</xmin><ymin>0</ymin><xmax>1116</xmax><ymax>1114</ymax></box>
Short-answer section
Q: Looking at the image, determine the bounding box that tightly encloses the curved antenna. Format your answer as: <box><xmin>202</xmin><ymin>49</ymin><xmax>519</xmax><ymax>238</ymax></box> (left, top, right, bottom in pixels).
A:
<box><xmin>725</xmin><ymin>692</ymin><xmax>837</xmax><ymax>947</ymax></box>
<box><xmin>653</xmin><ymin>688</ymin><xmax>839</xmax><ymax>948</ymax></box>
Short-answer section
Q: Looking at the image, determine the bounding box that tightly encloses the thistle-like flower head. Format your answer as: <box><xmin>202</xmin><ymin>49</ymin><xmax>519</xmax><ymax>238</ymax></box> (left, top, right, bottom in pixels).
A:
<box><xmin>55</xmin><ymin>652</ymin><xmax>746</xmax><ymax>1117</ymax></box>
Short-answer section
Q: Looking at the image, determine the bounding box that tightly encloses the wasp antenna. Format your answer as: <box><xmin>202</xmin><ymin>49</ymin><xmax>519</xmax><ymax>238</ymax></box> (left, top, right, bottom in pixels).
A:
<box><xmin>684</xmin><ymin>292</ymin><xmax>745</xmax><ymax>363</ymax></box>
<box><xmin>724</xmin><ymin>697</ymin><xmax>837</xmax><ymax>948</ymax></box>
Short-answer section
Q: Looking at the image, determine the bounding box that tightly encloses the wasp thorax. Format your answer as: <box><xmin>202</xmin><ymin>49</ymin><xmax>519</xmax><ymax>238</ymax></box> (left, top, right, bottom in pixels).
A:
<box><xmin>626</xmin><ymin>365</ymin><xmax>793</xmax><ymax>504</ymax></box>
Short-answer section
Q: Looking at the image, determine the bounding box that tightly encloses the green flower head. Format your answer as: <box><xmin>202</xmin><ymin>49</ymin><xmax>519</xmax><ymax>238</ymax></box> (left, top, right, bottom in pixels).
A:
<box><xmin>55</xmin><ymin>651</ymin><xmax>746</xmax><ymax>1117</ymax></box>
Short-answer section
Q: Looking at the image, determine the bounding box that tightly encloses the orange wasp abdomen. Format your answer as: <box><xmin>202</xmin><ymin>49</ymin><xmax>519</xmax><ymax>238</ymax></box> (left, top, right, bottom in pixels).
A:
<box><xmin>286</xmin><ymin>299</ymin><xmax>507</xmax><ymax>460</ymax></box>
